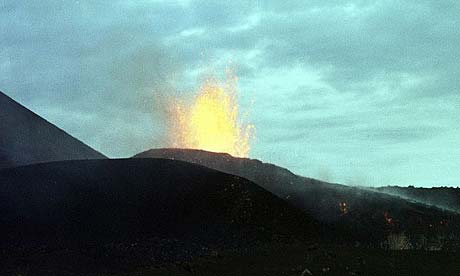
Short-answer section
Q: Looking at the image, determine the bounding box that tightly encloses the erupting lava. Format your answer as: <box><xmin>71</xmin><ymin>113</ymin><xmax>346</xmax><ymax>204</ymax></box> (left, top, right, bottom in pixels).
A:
<box><xmin>168</xmin><ymin>73</ymin><xmax>254</xmax><ymax>157</ymax></box>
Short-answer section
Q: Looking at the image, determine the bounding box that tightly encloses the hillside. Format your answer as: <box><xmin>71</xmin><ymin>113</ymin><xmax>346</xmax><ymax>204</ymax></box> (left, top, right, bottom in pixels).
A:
<box><xmin>1</xmin><ymin>156</ymin><xmax>459</xmax><ymax>275</ymax></box>
<box><xmin>376</xmin><ymin>186</ymin><xmax>460</xmax><ymax>213</ymax></box>
<box><xmin>0</xmin><ymin>158</ymin><xmax>322</xmax><ymax>274</ymax></box>
<box><xmin>134</xmin><ymin>148</ymin><xmax>460</xmax><ymax>248</ymax></box>
<box><xmin>0</xmin><ymin>91</ymin><xmax>106</xmax><ymax>169</ymax></box>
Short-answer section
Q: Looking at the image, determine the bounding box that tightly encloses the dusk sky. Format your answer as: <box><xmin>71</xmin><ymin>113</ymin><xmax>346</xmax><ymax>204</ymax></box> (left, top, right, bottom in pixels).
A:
<box><xmin>2</xmin><ymin>1</ymin><xmax>459</xmax><ymax>187</ymax></box>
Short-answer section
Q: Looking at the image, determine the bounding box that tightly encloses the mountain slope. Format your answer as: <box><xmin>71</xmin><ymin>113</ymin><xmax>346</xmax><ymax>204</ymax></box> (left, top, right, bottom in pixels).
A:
<box><xmin>2</xmin><ymin>157</ymin><xmax>460</xmax><ymax>275</ymax></box>
<box><xmin>376</xmin><ymin>186</ymin><xmax>460</xmax><ymax>213</ymax></box>
<box><xmin>0</xmin><ymin>91</ymin><xmax>106</xmax><ymax>169</ymax></box>
<box><xmin>133</xmin><ymin>148</ymin><xmax>304</xmax><ymax>199</ymax></box>
<box><xmin>134</xmin><ymin>148</ymin><xmax>460</xmax><ymax>248</ymax></box>
<box><xmin>0</xmin><ymin>158</ymin><xmax>321</xmax><ymax>250</ymax></box>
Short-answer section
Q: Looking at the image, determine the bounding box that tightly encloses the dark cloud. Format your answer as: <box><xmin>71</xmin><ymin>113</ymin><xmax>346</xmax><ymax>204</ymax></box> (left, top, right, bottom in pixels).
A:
<box><xmin>180</xmin><ymin>0</ymin><xmax>460</xmax><ymax>94</ymax></box>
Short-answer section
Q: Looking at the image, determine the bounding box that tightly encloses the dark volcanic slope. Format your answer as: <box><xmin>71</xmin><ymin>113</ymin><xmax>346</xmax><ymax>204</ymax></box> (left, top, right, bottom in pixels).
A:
<box><xmin>0</xmin><ymin>91</ymin><xmax>106</xmax><ymax>169</ymax></box>
<box><xmin>376</xmin><ymin>186</ymin><xmax>460</xmax><ymax>213</ymax></box>
<box><xmin>0</xmin><ymin>158</ymin><xmax>320</xmax><ymax>250</ymax></box>
<box><xmin>133</xmin><ymin>148</ymin><xmax>304</xmax><ymax>199</ymax></box>
<box><xmin>134</xmin><ymin>148</ymin><xmax>460</xmax><ymax>247</ymax></box>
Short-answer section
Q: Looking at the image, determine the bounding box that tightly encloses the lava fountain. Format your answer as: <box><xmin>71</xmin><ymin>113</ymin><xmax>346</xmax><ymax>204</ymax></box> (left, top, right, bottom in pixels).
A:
<box><xmin>168</xmin><ymin>72</ymin><xmax>254</xmax><ymax>157</ymax></box>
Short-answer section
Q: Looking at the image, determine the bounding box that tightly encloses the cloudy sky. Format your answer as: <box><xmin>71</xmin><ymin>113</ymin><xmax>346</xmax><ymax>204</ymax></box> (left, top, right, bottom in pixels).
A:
<box><xmin>2</xmin><ymin>1</ymin><xmax>459</xmax><ymax>187</ymax></box>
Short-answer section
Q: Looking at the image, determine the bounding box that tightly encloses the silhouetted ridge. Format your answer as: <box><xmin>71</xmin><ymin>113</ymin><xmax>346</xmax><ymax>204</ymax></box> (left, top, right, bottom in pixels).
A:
<box><xmin>0</xmin><ymin>91</ymin><xmax>106</xmax><ymax>169</ymax></box>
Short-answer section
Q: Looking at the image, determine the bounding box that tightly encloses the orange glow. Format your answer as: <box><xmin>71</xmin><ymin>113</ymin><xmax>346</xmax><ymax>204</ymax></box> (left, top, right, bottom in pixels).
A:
<box><xmin>339</xmin><ymin>202</ymin><xmax>349</xmax><ymax>215</ymax></box>
<box><xmin>384</xmin><ymin>211</ymin><xmax>393</xmax><ymax>225</ymax></box>
<box><xmin>168</xmin><ymin>72</ymin><xmax>254</xmax><ymax>157</ymax></box>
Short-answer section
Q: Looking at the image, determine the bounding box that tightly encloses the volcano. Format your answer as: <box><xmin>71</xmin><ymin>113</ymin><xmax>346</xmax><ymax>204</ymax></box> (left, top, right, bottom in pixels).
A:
<box><xmin>0</xmin><ymin>91</ymin><xmax>106</xmax><ymax>169</ymax></box>
<box><xmin>2</xmin><ymin>92</ymin><xmax>460</xmax><ymax>275</ymax></box>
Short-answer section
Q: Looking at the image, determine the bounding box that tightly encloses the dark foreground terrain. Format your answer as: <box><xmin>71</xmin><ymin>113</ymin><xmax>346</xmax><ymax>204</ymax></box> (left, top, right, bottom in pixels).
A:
<box><xmin>1</xmin><ymin>158</ymin><xmax>322</xmax><ymax>275</ymax></box>
<box><xmin>145</xmin><ymin>245</ymin><xmax>460</xmax><ymax>276</ymax></box>
<box><xmin>1</xmin><ymin>158</ymin><xmax>460</xmax><ymax>275</ymax></box>
<box><xmin>3</xmin><ymin>242</ymin><xmax>460</xmax><ymax>275</ymax></box>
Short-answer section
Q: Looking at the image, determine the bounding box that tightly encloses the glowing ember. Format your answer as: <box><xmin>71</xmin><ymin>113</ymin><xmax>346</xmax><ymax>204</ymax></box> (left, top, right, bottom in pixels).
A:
<box><xmin>168</xmin><ymin>72</ymin><xmax>254</xmax><ymax>157</ymax></box>
<box><xmin>339</xmin><ymin>202</ymin><xmax>349</xmax><ymax>215</ymax></box>
<box><xmin>384</xmin><ymin>211</ymin><xmax>393</xmax><ymax>225</ymax></box>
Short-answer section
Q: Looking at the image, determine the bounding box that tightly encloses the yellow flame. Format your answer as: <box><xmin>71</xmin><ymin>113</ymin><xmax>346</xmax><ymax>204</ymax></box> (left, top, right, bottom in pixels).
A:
<box><xmin>168</xmin><ymin>73</ymin><xmax>254</xmax><ymax>157</ymax></box>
